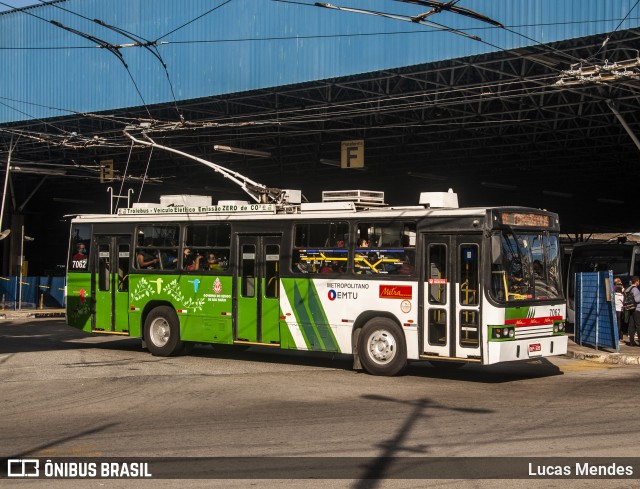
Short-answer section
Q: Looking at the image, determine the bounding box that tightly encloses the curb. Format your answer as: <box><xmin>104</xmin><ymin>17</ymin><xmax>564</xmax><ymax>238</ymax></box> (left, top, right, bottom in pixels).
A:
<box><xmin>0</xmin><ymin>311</ymin><xmax>66</xmax><ymax>320</ymax></box>
<box><xmin>565</xmin><ymin>348</ymin><xmax>640</xmax><ymax>365</ymax></box>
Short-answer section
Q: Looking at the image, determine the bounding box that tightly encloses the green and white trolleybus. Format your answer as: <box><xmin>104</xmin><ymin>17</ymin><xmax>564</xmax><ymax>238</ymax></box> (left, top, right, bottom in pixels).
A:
<box><xmin>66</xmin><ymin>188</ymin><xmax>567</xmax><ymax>376</ymax></box>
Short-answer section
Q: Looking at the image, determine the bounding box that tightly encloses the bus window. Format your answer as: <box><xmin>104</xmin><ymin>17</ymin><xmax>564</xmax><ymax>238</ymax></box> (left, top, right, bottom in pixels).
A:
<box><xmin>460</xmin><ymin>310</ymin><xmax>479</xmax><ymax>347</ymax></box>
<box><xmin>491</xmin><ymin>231</ymin><xmax>561</xmax><ymax>302</ymax></box>
<box><xmin>459</xmin><ymin>245</ymin><xmax>479</xmax><ymax>306</ymax></box>
<box><xmin>265</xmin><ymin>244</ymin><xmax>279</xmax><ymax>298</ymax></box>
<box><xmin>355</xmin><ymin>222</ymin><xmax>416</xmax><ymax>275</ymax></box>
<box><xmin>98</xmin><ymin>244</ymin><xmax>110</xmax><ymax>291</ymax></box>
<box><xmin>185</xmin><ymin>224</ymin><xmax>231</xmax><ymax>272</ymax></box>
<box><xmin>292</xmin><ymin>222</ymin><xmax>348</xmax><ymax>274</ymax></box>
<box><xmin>136</xmin><ymin>225</ymin><xmax>179</xmax><ymax>270</ymax></box>
<box><xmin>118</xmin><ymin>244</ymin><xmax>129</xmax><ymax>292</ymax></box>
<box><xmin>69</xmin><ymin>224</ymin><xmax>91</xmax><ymax>272</ymax></box>
<box><xmin>428</xmin><ymin>309</ymin><xmax>447</xmax><ymax>346</ymax></box>
<box><xmin>241</xmin><ymin>245</ymin><xmax>256</xmax><ymax>297</ymax></box>
<box><xmin>427</xmin><ymin>244</ymin><xmax>447</xmax><ymax>304</ymax></box>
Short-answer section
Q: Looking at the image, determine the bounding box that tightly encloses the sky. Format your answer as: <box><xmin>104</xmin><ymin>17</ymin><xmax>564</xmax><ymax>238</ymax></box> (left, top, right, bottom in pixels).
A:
<box><xmin>0</xmin><ymin>1</ymin><xmax>39</xmax><ymax>12</ymax></box>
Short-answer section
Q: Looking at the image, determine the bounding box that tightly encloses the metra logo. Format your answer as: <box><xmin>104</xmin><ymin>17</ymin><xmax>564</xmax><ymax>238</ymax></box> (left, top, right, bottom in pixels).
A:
<box><xmin>379</xmin><ymin>285</ymin><xmax>412</xmax><ymax>299</ymax></box>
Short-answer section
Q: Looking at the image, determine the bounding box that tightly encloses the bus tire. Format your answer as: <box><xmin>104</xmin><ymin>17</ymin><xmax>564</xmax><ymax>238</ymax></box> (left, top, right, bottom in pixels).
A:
<box><xmin>358</xmin><ymin>317</ymin><xmax>407</xmax><ymax>376</ymax></box>
<box><xmin>144</xmin><ymin>306</ymin><xmax>184</xmax><ymax>356</ymax></box>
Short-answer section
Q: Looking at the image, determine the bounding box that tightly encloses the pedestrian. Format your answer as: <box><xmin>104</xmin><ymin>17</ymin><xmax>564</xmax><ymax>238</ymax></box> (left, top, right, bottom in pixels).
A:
<box><xmin>624</xmin><ymin>276</ymin><xmax>640</xmax><ymax>347</ymax></box>
<box><xmin>614</xmin><ymin>278</ymin><xmax>625</xmax><ymax>344</ymax></box>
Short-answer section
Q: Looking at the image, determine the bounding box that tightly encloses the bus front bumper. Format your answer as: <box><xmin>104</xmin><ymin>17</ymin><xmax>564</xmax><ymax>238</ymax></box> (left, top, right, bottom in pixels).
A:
<box><xmin>486</xmin><ymin>335</ymin><xmax>568</xmax><ymax>364</ymax></box>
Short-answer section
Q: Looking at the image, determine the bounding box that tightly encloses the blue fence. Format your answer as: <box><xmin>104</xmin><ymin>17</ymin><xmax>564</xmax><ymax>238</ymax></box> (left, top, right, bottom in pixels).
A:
<box><xmin>574</xmin><ymin>271</ymin><xmax>618</xmax><ymax>350</ymax></box>
<box><xmin>0</xmin><ymin>276</ymin><xmax>66</xmax><ymax>309</ymax></box>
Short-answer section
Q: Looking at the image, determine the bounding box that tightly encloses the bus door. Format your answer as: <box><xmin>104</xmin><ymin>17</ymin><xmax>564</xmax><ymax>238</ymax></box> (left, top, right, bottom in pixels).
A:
<box><xmin>235</xmin><ymin>235</ymin><xmax>281</xmax><ymax>345</ymax></box>
<box><xmin>455</xmin><ymin>237</ymin><xmax>481</xmax><ymax>359</ymax></box>
<box><xmin>421</xmin><ymin>235</ymin><xmax>481</xmax><ymax>359</ymax></box>
<box><xmin>93</xmin><ymin>235</ymin><xmax>131</xmax><ymax>333</ymax></box>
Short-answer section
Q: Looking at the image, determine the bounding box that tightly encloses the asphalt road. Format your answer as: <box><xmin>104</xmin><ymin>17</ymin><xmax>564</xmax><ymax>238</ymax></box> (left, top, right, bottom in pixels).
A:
<box><xmin>1</xmin><ymin>319</ymin><xmax>639</xmax><ymax>489</ymax></box>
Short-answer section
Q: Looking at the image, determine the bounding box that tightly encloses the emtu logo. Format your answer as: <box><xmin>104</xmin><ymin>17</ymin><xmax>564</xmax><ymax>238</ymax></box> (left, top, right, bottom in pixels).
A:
<box><xmin>328</xmin><ymin>289</ymin><xmax>337</xmax><ymax>301</ymax></box>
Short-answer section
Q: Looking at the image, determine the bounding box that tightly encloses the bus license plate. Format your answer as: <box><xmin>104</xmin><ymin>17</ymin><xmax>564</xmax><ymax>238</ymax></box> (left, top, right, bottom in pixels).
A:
<box><xmin>528</xmin><ymin>343</ymin><xmax>542</xmax><ymax>357</ymax></box>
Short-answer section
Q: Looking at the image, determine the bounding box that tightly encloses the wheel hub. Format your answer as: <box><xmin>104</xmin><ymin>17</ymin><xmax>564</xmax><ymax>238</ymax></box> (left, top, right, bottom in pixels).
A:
<box><xmin>368</xmin><ymin>330</ymin><xmax>396</xmax><ymax>364</ymax></box>
<box><xmin>150</xmin><ymin>318</ymin><xmax>170</xmax><ymax>347</ymax></box>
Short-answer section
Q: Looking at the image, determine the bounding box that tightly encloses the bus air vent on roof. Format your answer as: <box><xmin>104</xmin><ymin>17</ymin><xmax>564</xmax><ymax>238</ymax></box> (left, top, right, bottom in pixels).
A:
<box><xmin>419</xmin><ymin>189</ymin><xmax>459</xmax><ymax>208</ymax></box>
<box><xmin>321</xmin><ymin>190</ymin><xmax>385</xmax><ymax>206</ymax></box>
<box><xmin>160</xmin><ymin>195</ymin><xmax>212</xmax><ymax>207</ymax></box>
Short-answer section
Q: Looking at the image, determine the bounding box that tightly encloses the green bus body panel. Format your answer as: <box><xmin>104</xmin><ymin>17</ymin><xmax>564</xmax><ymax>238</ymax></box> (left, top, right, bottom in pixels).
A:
<box><xmin>262</xmin><ymin>277</ymin><xmax>280</xmax><ymax>344</ymax></box>
<box><xmin>113</xmin><ymin>288</ymin><xmax>130</xmax><ymax>332</ymax></box>
<box><xmin>95</xmin><ymin>287</ymin><xmax>111</xmax><ymax>329</ymax></box>
<box><xmin>279</xmin><ymin>319</ymin><xmax>297</xmax><ymax>350</ymax></box>
<box><xmin>67</xmin><ymin>272</ymin><xmax>339</xmax><ymax>352</ymax></box>
<box><xmin>505</xmin><ymin>306</ymin><xmax>531</xmax><ymax>321</ymax></box>
<box><xmin>129</xmin><ymin>274</ymin><xmax>234</xmax><ymax>344</ymax></box>
<box><xmin>282</xmin><ymin>278</ymin><xmax>339</xmax><ymax>352</ymax></box>
<box><xmin>236</xmin><ymin>278</ymin><xmax>257</xmax><ymax>342</ymax></box>
<box><xmin>66</xmin><ymin>273</ymin><xmax>92</xmax><ymax>332</ymax></box>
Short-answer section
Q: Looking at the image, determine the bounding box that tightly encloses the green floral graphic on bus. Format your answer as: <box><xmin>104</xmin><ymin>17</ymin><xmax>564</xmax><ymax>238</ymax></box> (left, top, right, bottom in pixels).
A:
<box><xmin>130</xmin><ymin>277</ymin><xmax>206</xmax><ymax>312</ymax></box>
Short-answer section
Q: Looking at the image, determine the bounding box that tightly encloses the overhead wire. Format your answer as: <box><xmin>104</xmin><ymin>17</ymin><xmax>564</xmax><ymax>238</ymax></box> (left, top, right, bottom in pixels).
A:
<box><xmin>2</xmin><ymin>0</ymin><xmax>638</xmax><ymax>158</ymax></box>
<box><xmin>156</xmin><ymin>0</ymin><xmax>234</xmax><ymax>41</ymax></box>
<box><xmin>587</xmin><ymin>0</ymin><xmax>640</xmax><ymax>61</ymax></box>
<box><xmin>0</xmin><ymin>0</ymin><xmax>154</xmax><ymax>120</ymax></box>
<box><xmin>33</xmin><ymin>0</ymin><xmax>183</xmax><ymax>121</ymax></box>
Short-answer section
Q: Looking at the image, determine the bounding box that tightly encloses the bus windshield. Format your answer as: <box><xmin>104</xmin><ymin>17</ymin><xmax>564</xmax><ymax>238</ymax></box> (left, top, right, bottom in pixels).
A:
<box><xmin>490</xmin><ymin>231</ymin><xmax>562</xmax><ymax>302</ymax></box>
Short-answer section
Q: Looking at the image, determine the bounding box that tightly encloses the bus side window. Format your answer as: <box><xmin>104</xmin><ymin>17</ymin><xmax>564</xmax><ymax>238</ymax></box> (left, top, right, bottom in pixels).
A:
<box><xmin>241</xmin><ymin>245</ymin><xmax>256</xmax><ymax>297</ymax></box>
<box><xmin>98</xmin><ymin>244</ymin><xmax>110</xmax><ymax>291</ymax></box>
<box><xmin>634</xmin><ymin>250</ymin><xmax>640</xmax><ymax>277</ymax></box>
<box><xmin>427</xmin><ymin>244</ymin><xmax>447</xmax><ymax>304</ymax></box>
<box><xmin>459</xmin><ymin>245</ymin><xmax>479</xmax><ymax>305</ymax></box>
<box><xmin>118</xmin><ymin>244</ymin><xmax>129</xmax><ymax>292</ymax></box>
<box><xmin>292</xmin><ymin>222</ymin><xmax>348</xmax><ymax>274</ymax></box>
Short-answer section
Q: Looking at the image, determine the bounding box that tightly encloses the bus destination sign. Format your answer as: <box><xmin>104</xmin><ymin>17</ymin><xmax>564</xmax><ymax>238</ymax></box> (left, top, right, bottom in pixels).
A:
<box><xmin>117</xmin><ymin>203</ymin><xmax>276</xmax><ymax>215</ymax></box>
<box><xmin>500</xmin><ymin>212</ymin><xmax>550</xmax><ymax>227</ymax></box>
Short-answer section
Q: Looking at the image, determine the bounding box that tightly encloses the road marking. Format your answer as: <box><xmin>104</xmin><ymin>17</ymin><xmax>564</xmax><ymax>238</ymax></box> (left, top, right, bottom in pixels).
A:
<box><xmin>558</xmin><ymin>362</ymin><xmax>618</xmax><ymax>371</ymax></box>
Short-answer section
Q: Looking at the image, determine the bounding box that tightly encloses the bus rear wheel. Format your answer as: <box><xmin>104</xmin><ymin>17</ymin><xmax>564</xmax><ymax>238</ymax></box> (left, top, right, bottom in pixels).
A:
<box><xmin>358</xmin><ymin>318</ymin><xmax>407</xmax><ymax>376</ymax></box>
<box><xmin>144</xmin><ymin>306</ymin><xmax>184</xmax><ymax>356</ymax></box>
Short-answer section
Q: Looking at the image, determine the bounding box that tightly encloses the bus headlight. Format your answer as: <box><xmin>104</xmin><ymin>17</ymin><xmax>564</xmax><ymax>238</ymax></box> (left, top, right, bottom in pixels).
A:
<box><xmin>553</xmin><ymin>322</ymin><xmax>565</xmax><ymax>334</ymax></box>
<box><xmin>490</xmin><ymin>326</ymin><xmax>515</xmax><ymax>340</ymax></box>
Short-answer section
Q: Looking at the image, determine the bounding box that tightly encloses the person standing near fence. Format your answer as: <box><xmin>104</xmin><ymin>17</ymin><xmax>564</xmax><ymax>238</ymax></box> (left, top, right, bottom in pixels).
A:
<box><xmin>614</xmin><ymin>278</ymin><xmax>625</xmax><ymax>345</ymax></box>
<box><xmin>624</xmin><ymin>276</ymin><xmax>640</xmax><ymax>347</ymax></box>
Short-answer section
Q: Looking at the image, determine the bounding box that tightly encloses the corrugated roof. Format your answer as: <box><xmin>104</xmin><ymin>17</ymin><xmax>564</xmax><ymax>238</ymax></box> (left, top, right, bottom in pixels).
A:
<box><xmin>1</xmin><ymin>0</ymin><xmax>639</xmax><ymax>122</ymax></box>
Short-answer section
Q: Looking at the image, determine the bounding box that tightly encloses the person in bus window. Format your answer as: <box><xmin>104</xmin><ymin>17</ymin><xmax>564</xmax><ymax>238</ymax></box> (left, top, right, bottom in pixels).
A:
<box><xmin>137</xmin><ymin>239</ymin><xmax>159</xmax><ymax>269</ymax></box>
<box><xmin>183</xmin><ymin>248</ymin><xmax>202</xmax><ymax>271</ymax></box>
<box><xmin>319</xmin><ymin>261</ymin><xmax>334</xmax><ymax>273</ymax></box>
<box><xmin>397</xmin><ymin>254</ymin><xmax>415</xmax><ymax>275</ymax></box>
<box><xmin>203</xmin><ymin>252</ymin><xmax>221</xmax><ymax>271</ymax></box>
<box><xmin>71</xmin><ymin>243</ymin><xmax>88</xmax><ymax>269</ymax></box>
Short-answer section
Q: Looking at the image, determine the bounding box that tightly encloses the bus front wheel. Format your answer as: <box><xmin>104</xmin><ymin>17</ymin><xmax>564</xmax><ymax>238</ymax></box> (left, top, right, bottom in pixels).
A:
<box><xmin>144</xmin><ymin>306</ymin><xmax>184</xmax><ymax>356</ymax></box>
<box><xmin>358</xmin><ymin>318</ymin><xmax>407</xmax><ymax>376</ymax></box>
